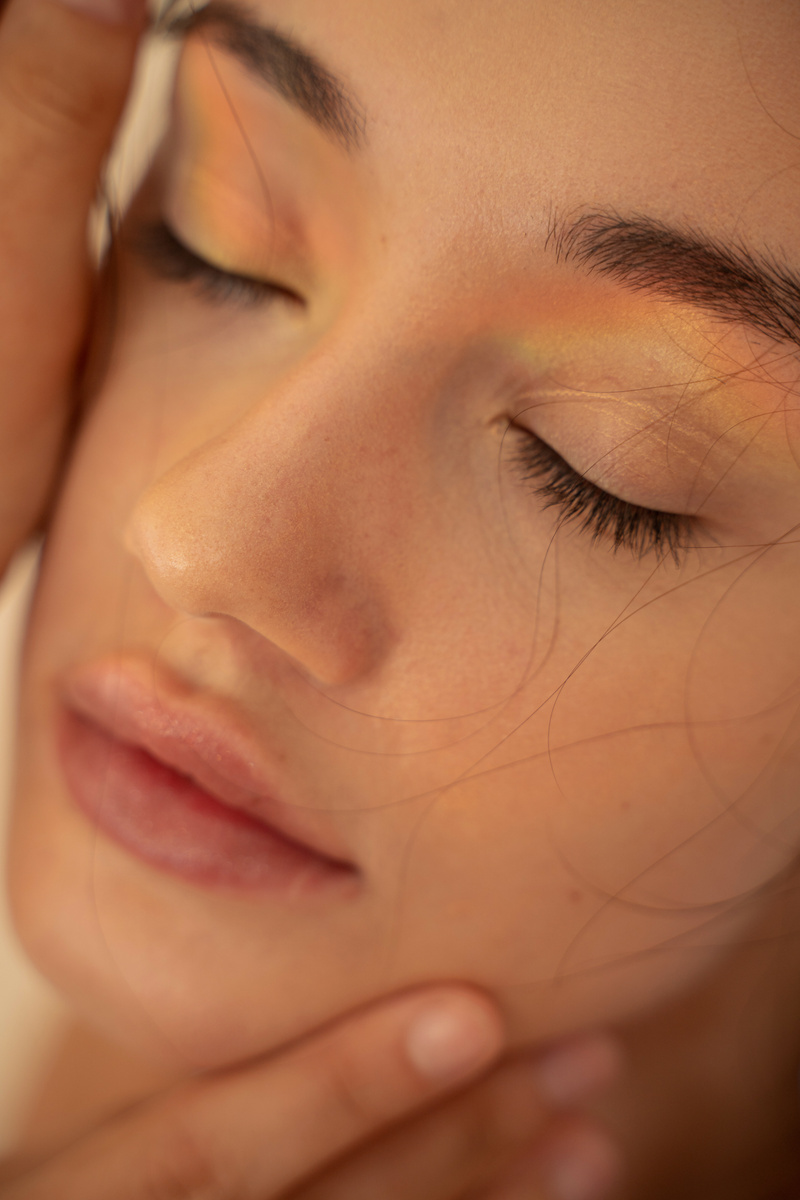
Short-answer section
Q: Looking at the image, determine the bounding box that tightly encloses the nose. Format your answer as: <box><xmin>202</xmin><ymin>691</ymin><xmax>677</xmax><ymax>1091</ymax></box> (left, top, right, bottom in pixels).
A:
<box><xmin>125</xmin><ymin>368</ymin><xmax>396</xmax><ymax>688</ymax></box>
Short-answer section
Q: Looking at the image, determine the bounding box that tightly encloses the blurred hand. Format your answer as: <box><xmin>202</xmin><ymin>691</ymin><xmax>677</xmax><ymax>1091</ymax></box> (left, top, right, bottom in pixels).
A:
<box><xmin>0</xmin><ymin>987</ymin><xmax>621</xmax><ymax>1199</ymax></box>
<box><xmin>0</xmin><ymin>0</ymin><xmax>143</xmax><ymax>575</ymax></box>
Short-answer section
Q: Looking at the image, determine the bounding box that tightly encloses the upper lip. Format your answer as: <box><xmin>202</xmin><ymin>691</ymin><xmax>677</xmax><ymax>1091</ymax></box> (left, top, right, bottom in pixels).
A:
<box><xmin>60</xmin><ymin>655</ymin><xmax>358</xmax><ymax>872</ymax></box>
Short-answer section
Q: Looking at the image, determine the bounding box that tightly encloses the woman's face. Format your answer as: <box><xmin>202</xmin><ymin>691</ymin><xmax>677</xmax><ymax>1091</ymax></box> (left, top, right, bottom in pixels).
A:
<box><xmin>8</xmin><ymin>0</ymin><xmax>800</xmax><ymax>1067</ymax></box>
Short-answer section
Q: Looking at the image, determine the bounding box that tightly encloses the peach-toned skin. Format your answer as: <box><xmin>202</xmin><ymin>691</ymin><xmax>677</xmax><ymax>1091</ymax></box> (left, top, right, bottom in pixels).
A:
<box><xmin>8</xmin><ymin>0</ymin><xmax>800</xmax><ymax>1191</ymax></box>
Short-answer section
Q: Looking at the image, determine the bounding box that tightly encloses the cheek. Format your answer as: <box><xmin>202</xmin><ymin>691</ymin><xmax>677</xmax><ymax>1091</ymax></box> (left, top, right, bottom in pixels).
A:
<box><xmin>371</xmin><ymin>744</ymin><xmax>776</xmax><ymax>1044</ymax></box>
<box><xmin>379</xmin><ymin>555</ymin><xmax>800</xmax><ymax>1039</ymax></box>
<box><xmin>549</xmin><ymin>558</ymin><xmax>800</xmax><ymax>911</ymax></box>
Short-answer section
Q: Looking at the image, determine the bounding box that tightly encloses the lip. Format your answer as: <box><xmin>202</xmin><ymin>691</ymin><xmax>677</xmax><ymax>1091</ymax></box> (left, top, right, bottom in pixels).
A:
<box><xmin>57</xmin><ymin>658</ymin><xmax>360</xmax><ymax>895</ymax></box>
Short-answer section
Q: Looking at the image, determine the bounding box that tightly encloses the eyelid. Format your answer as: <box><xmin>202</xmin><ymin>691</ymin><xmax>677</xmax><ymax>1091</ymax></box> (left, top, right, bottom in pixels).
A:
<box><xmin>129</xmin><ymin>219</ymin><xmax>290</xmax><ymax>308</ymax></box>
<box><xmin>508</xmin><ymin>421</ymin><xmax>696</xmax><ymax>564</ymax></box>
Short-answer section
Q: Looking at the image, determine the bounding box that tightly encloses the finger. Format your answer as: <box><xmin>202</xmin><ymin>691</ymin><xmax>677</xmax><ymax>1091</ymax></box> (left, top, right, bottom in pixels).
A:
<box><xmin>3</xmin><ymin>987</ymin><xmax>505</xmax><ymax>1200</ymax></box>
<box><xmin>0</xmin><ymin>0</ymin><xmax>145</xmax><ymax>565</ymax></box>
<box><xmin>483</xmin><ymin>1120</ymin><xmax>622</xmax><ymax>1200</ymax></box>
<box><xmin>286</xmin><ymin>1035</ymin><xmax>622</xmax><ymax>1200</ymax></box>
<box><xmin>285</xmin><ymin>1058</ymin><xmax>556</xmax><ymax>1200</ymax></box>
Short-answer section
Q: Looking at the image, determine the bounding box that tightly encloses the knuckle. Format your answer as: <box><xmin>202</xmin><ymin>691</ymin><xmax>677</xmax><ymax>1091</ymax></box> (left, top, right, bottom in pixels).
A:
<box><xmin>143</xmin><ymin>1108</ymin><xmax>244</xmax><ymax>1200</ymax></box>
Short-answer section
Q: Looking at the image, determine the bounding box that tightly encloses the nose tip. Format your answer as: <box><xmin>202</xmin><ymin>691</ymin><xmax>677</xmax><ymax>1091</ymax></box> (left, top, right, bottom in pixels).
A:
<box><xmin>124</xmin><ymin>446</ymin><xmax>393</xmax><ymax>689</ymax></box>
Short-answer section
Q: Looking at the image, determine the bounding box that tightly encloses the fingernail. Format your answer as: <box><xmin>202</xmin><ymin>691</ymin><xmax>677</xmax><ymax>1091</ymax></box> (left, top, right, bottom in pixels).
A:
<box><xmin>58</xmin><ymin>0</ymin><xmax>146</xmax><ymax>27</ymax></box>
<box><xmin>532</xmin><ymin>1035</ymin><xmax>621</xmax><ymax>1107</ymax></box>
<box><xmin>405</xmin><ymin>995</ymin><xmax>503</xmax><ymax>1084</ymax></box>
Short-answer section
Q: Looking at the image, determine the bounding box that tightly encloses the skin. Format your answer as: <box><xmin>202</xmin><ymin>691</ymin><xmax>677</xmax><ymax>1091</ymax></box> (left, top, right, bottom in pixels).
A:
<box><xmin>0</xmin><ymin>0</ymin><xmax>624</xmax><ymax>1197</ymax></box>
<box><xmin>5</xmin><ymin>0</ymin><xmax>800</xmax><ymax>1194</ymax></box>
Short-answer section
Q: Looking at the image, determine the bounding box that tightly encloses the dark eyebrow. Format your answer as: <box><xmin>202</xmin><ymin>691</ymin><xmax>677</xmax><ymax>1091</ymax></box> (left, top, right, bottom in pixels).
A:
<box><xmin>164</xmin><ymin>0</ymin><xmax>366</xmax><ymax>151</ymax></box>
<box><xmin>547</xmin><ymin>210</ymin><xmax>800</xmax><ymax>359</ymax></box>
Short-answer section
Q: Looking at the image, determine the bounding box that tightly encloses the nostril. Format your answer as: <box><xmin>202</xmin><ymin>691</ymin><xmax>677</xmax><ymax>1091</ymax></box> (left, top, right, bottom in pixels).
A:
<box><xmin>124</xmin><ymin>476</ymin><xmax>393</xmax><ymax>689</ymax></box>
<box><xmin>255</xmin><ymin>571</ymin><xmax>394</xmax><ymax>688</ymax></box>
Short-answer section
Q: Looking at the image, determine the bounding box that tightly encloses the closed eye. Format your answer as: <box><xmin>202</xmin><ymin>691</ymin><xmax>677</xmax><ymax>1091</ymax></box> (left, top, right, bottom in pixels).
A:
<box><xmin>511</xmin><ymin>425</ymin><xmax>696</xmax><ymax>564</ymax></box>
<box><xmin>129</xmin><ymin>220</ymin><xmax>290</xmax><ymax>309</ymax></box>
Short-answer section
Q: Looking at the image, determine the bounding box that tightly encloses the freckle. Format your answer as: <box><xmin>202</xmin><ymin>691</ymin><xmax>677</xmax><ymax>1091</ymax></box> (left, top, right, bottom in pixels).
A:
<box><xmin>569</xmin><ymin>889</ymin><xmax>583</xmax><ymax>904</ymax></box>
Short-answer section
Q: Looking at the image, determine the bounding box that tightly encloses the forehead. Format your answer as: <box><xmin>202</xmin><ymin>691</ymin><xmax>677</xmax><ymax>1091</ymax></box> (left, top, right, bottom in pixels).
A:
<box><xmin>230</xmin><ymin>0</ymin><xmax>799</xmax><ymax>255</ymax></box>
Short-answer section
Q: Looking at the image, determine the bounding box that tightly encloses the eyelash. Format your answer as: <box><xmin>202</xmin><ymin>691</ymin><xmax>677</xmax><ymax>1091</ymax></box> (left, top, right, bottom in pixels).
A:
<box><xmin>512</xmin><ymin>430</ymin><xmax>694</xmax><ymax>564</ymax></box>
<box><xmin>131</xmin><ymin>220</ymin><xmax>280</xmax><ymax>308</ymax></box>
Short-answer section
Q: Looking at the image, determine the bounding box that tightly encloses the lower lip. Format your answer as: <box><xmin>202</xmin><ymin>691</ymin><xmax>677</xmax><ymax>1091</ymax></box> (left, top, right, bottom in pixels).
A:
<box><xmin>58</xmin><ymin>708</ymin><xmax>358</xmax><ymax>895</ymax></box>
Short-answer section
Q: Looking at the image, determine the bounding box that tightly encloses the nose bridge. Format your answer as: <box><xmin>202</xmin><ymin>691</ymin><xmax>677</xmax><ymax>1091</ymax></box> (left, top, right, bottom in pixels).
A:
<box><xmin>125</xmin><ymin>331</ymin><xmax>444</xmax><ymax>686</ymax></box>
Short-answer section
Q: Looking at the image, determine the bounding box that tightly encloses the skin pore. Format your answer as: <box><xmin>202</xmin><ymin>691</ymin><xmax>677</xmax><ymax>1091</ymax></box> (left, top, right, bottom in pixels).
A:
<box><xmin>6</xmin><ymin>0</ymin><xmax>800</xmax><ymax>1194</ymax></box>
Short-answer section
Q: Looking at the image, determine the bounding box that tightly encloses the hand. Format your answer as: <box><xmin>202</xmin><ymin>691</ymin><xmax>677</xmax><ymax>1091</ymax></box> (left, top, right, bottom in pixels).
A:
<box><xmin>286</xmin><ymin>1015</ymin><xmax>623</xmax><ymax>1200</ymax></box>
<box><xmin>0</xmin><ymin>987</ymin><xmax>620</xmax><ymax>1200</ymax></box>
<box><xmin>0</xmin><ymin>0</ymin><xmax>144</xmax><ymax>575</ymax></box>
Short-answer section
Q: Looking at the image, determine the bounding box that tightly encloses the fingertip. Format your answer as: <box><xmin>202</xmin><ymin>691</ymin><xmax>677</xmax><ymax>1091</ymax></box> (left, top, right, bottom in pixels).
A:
<box><xmin>404</xmin><ymin>989</ymin><xmax>505</xmax><ymax>1085</ymax></box>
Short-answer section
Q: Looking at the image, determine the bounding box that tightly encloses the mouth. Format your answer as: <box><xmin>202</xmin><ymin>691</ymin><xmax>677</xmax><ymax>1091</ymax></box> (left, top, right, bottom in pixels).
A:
<box><xmin>57</xmin><ymin>660</ymin><xmax>360</xmax><ymax>896</ymax></box>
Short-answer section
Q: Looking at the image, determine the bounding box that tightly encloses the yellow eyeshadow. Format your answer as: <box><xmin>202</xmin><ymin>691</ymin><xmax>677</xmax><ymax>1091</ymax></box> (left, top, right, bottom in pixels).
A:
<box><xmin>164</xmin><ymin>172</ymin><xmax>268</xmax><ymax>277</ymax></box>
<box><xmin>504</xmin><ymin>292</ymin><xmax>783</xmax><ymax>419</ymax></box>
<box><xmin>163</xmin><ymin>43</ymin><xmax>280</xmax><ymax>277</ymax></box>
